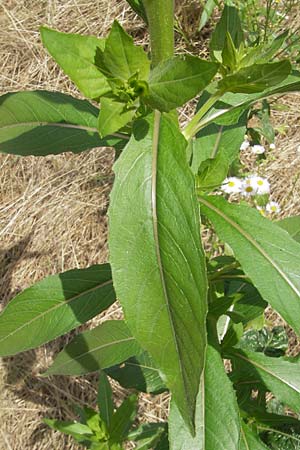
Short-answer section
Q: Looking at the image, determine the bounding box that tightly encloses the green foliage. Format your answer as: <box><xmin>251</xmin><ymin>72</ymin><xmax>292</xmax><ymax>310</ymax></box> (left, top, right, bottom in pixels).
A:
<box><xmin>169</xmin><ymin>343</ymin><xmax>240</xmax><ymax>449</ymax></box>
<box><xmin>200</xmin><ymin>196</ymin><xmax>300</xmax><ymax>334</ymax></box>
<box><xmin>0</xmin><ymin>91</ymin><xmax>126</xmax><ymax>156</ymax></box>
<box><xmin>146</xmin><ymin>56</ymin><xmax>219</xmax><ymax>111</ymax></box>
<box><xmin>108</xmin><ymin>112</ymin><xmax>207</xmax><ymax>432</ymax></box>
<box><xmin>40</xmin><ymin>27</ymin><xmax>110</xmax><ymax>99</ymax></box>
<box><xmin>0</xmin><ymin>264</ymin><xmax>115</xmax><ymax>356</ymax></box>
<box><xmin>2</xmin><ymin>2</ymin><xmax>300</xmax><ymax>449</ymax></box>
<box><xmin>45</xmin><ymin>320</ymin><xmax>141</xmax><ymax>376</ymax></box>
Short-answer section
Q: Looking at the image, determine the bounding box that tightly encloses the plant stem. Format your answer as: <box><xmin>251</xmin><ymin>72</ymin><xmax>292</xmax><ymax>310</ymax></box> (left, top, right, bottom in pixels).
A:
<box><xmin>142</xmin><ymin>0</ymin><xmax>174</xmax><ymax>66</ymax></box>
<box><xmin>183</xmin><ymin>92</ymin><xmax>222</xmax><ymax>140</ymax></box>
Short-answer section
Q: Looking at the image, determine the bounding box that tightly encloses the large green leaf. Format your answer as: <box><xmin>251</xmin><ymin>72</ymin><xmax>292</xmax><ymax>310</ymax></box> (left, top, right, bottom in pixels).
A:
<box><xmin>239</xmin><ymin>423</ymin><xmax>269</xmax><ymax>450</ymax></box>
<box><xmin>229</xmin><ymin>349</ymin><xmax>300</xmax><ymax>414</ymax></box>
<box><xmin>96</xmin><ymin>21</ymin><xmax>150</xmax><ymax>81</ymax></box>
<box><xmin>0</xmin><ymin>264</ymin><xmax>115</xmax><ymax>357</ymax></box>
<box><xmin>147</xmin><ymin>56</ymin><xmax>219</xmax><ymax>111</ymax></box>
<box><xmin>108</xmin><ymin>113</ymin><xmax>208</xmax><ymax>432</ymax></box>
<box><xmin>0</xmin><ymin>91</ymin><xmax>126</xmax><ymax>156</ymax></box>
<box><xmin>169</xmin><ymin>343</ymin><xmax>240</xmax><ymax>450</ymax></box>
<box><xmin>45</xmin><ymin>320</ymin><xmax>141</xmax><ymax>376</ymax></box>
<box><xmin>218</xmin><ymin>61</ymin><xmax>291</xmax><ymax>94</ymax></box>
<box><xmin>200</xmin><ymin>196</ymin><xmax>300</xmax><ymax>334</ymax></box>
<box><xmin>277</xmin><ymin>216</ymin><xmax>300</xmax><ymax>243</ymax></box>
<box><xmin>106</xmin><ymin>351</ymin><xmax>165</xmax><ymax>394</ymax></box>
<box><xmin>40</xmin><ymin>27</ymin><xmax>110</xmax><ymax>99</ymax></box>
<box><xmin>98</xmin><ymin>96</ymin><xmax>136</xmax><ymax>137</ymax></box>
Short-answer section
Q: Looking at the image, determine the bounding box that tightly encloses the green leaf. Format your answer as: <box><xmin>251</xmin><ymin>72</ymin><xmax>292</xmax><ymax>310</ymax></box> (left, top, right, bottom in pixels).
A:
<box><xmin>98</xmin><ymin>96</ymin><xmax>136</xmax><ymax>137</ymax></box>
<box><xmin>277</xmin><ymin>216</ymin><xmax>300</xmax><ymax>243</ymax></box>
<box><xmin>239</xmin><ymin>423</ymin><xmax>269</xmax><ymax>450</ymax></box>
<box><xmin>169</xmin><ymin>343</ymin><xmax>240</xmax><ymax>450</ymax></box>
<box><xmin>0</xmin><ymin>91</ymin><xmax>126</xmax><ymax>156</ymax></box>
<box><xmin>218</xmin><ymin>61</ymin><xmax>291</xmax><ymax>94</ymax></box>
<box><xmin>225</xmin><ymin>280</ymin><xmax>267</xmax><ymax>326</ymax></box>
<box><xmin>210</xmin><ymin>5</ymin><xmax>243</xmax><ymax>55</ymax></box>
<box><xmin>97</xmin><ymin>21</ymin><xmax>150</xmax><ymax>81</ymax></box>
<box><xmin>196</xmin><ymin>152</ymin><xmax>229</xmax><ymax>191</ymax></box>
<box><xmin>198</xmin><ymin>0</ymin><xmax>218</xmax><ymax>32</ymax></box>
<box><xmin>106</xmin><ymin>351</ymin><xmax>165</xmax><ymax>394</ymax></box>
<box><xmin>109</xmin><ymin>113</ymin><xmax>208</xmax><ymax>432</ymax></box>
<box><xmin>43</xmin><ymin>419</ymin><xmax>93</xmax><ymax>442</ymax></box>
<box><xmin>222</xmin><ymin>32</ymin><xmax>238</xmax><ymax>71</ymax></box>
<box><xmin>109</xmin><ymin>394</ymin><xmax>138</xmax><ymax>443</ymax></box>
<box><xmin>44</xmin><ymin>320</ymin><xmax>141</xmax><ymax>376</ymax></box>
<box><xmin>197</xmin><ymin>70</ymin><xmax>300</xmax><ymax>128</ymax></box>
<box><xmin>97</xmin><ymin>372</ymin><xmax>114</xmax><ymax>429</ymax></box>
<box><xmin>199</xmin><ymin>196</ymin><xmax>300</xmax><ymax>334</ymax></box>
<box><xmin>128</xmin><ymin>423</ymin><xmax>166</xmax><ymax>449</ymax></box>
<box><xmin>40</xmin><ymin>27</ymin><xmax>110</xmax><ymax>99</ymax></box>
<box><xmin>229</xmin><ymin>348</ymin><xmax>300</xmax><ymax>413</ymax></box>
<box><xmin>126</xmin><ymin>0</ymin><xmax>148</xmax><ymax>23</ymax></box>
<box><xmin>147</xmin><ymin>56</ymin><xmax>219</xmax><ymax>111</ymax></box>
<box><xmin>0</xmin><ymin>264</ymin><xmax>115</xmax><ymax>357</ymax></box>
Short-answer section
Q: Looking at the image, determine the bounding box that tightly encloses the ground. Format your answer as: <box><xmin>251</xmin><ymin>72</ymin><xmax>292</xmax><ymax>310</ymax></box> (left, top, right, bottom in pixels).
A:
<box><xmin>0</xmin><ymin>1</ymin><xmax>300</xmax><ymax>449</ymax></box>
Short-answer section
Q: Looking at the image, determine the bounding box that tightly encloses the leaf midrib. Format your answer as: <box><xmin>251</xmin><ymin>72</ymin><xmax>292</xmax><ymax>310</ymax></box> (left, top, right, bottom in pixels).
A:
<box><xmin>199</xmin><ymin>197</ymin><xmax>300</xmax><ymax>298</ymax></box>
<box><xmin>0</xmin><ymin>279</ymin><xmax>114</xmax><ymax>345</ymax></box>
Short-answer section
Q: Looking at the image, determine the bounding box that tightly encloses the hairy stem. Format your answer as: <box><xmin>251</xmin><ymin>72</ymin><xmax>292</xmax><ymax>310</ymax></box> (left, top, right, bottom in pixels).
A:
<box><xmin>142</xmin><ymin>0</ymin><xmax>174</xmax><ymax>66</ymax></box>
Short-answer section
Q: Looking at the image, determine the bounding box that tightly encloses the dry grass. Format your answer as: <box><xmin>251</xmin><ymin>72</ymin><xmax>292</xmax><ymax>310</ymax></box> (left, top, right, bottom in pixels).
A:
<box><xmin>0</xmin><ymin>0</ymin><xmax>300</xmax><ymax>449</ymax></box>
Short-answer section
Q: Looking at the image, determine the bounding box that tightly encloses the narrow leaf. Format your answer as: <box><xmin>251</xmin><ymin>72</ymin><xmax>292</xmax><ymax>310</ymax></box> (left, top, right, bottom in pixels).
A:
<box><xmin>128</xmin><ymin>423</ymin><xmax>166</xmax><ymax>448</ymax></box>
<box><xmin>0</xmin><ymin>91</ymin><xmax>126</xmax><ymax>156</ymax></box>
<box><xmin>106</xmin><ymin>351</ymin><xmax>165</xmax><ymax>394</ymax></box>
<box><xmin>45</xmin><ymin>320</ymin><xmax>141</xmax><ymax>376</ymax></box>
<box><xmin>109</xmin><ymin>113</ymin><xmax>208</xmax><ymax>432</ymax></box>
<box><xmin>198</xmin><ymin>0</ymin><xmax>218</xmax><ymax>32</ymax></box>
<box><xmin>109</xmin><ymin>394</ymin><xmax>138</xmax><ymax>443</ymax></box>
<box><xmin>200</xmin><ymin>196</ymin><xmax>300</xmax><ymax>334</ymax></box>
<box><xmin>97</xmin><ymin>371</ymin><xmax>114</xmax><ymax>428</ymax></box>
<box><xmin>126</xmin><ymin>0</ymin><xmax>148</xmax><ymax>23</ymax></box>
<box><xmin>218</xmin><ymin>61</ymin><xmax>291</xmax><ymax>94</ymax></box>
<box><xmin>0</xmin><ymin>264</ymin><xmax>115</xmax><ymax>357</ymax></box>
<box><xmin>230</xmin><ymin>348</ymin><xmax>300</xmax><ymax>414</ymax></box>
<box><xmin>169</xmin><ymin>344</ymin><xmax>240</xmax><ymax>450</ymax></box>
<box><xmin>147</xmin><ymin>56</ymin><xmax>219</xmax><ymax>111</ymax></box>
<box><xmin>44</xmin><ymin>419</ymin><xmax>93</xmax><ymax>441</ymax></box>
<box><xmin>40</xmin><ymin>27</ymin><xmax>110</xmax><ymax>99</ymax></box>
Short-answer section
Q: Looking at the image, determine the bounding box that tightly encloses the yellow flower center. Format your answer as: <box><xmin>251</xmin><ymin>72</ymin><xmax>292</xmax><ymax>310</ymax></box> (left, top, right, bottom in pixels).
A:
<box><xmin>257</xmin><ymin>180</ymin><xmax>264</xmax><ymax>186</ymax></box>
<box><xmin>245</xmin><ymin>186</ymin><xmax>253</xmax><ymax>192</ymax></box>
<box><xmin>228</xmin><ymin>181</ymin><xmax>235</xmax><ymax>187</ymax></box>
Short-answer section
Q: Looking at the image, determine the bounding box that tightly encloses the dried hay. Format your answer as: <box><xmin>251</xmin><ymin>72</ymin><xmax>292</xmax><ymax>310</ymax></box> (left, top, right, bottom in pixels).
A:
<box><xmin>0</xmin><ymin>0</ymin><xmax>300</xmax><ymax>449</ymax></box>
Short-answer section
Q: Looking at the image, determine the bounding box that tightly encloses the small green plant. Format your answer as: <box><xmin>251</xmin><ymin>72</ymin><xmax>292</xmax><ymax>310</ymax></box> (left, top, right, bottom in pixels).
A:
<box><xmin>44</xmin><ymin>371</ymin><xmax>166</xmax><ymax>449</ymax></box>
<box><xmin>1</xmin><ymin>1</ymin><xmax>300</xmax><ymax>448</ymax></box>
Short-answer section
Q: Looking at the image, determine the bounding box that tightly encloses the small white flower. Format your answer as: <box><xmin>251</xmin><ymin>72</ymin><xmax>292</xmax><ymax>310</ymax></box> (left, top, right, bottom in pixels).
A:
<box><xmin>240</xmin><ymin>140</ymin><xmax>250</xmax><ymax>151</ymax></box>
<box><xmin>221</xmin><ymin>177</ymin><xmax>243</xmax><ymax>194</ymax></box>
<box><xmin>241</xmin><ymin>177</ymin><xmax>257</xmax><ymax>196</ymax></box>
<box><xmin>251</xmin><ymin>144</ymin><xmax>265</xmax><ymax>155</ymax></box>
<box><xmin>251</xmin><ymin>176</ymin><xmax>270</xmax><ymax>195</ymax></box>
<box><xmin>266</xmin><ymin>201</ymin><xmax>281</xmax><ymax>214</ymax></box>
<box><xmin>269</xmin><ymin>143</ymin><xmax>276</xmax><ymax>150</ymax></box>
